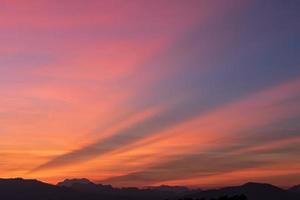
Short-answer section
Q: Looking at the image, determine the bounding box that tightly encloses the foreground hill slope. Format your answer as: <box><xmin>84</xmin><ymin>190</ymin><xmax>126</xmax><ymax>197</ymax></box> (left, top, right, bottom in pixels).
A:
<box><xmin>0</xmin><ymin>178</ymin><xmax>82</xmax><ymax>200</ymax></box>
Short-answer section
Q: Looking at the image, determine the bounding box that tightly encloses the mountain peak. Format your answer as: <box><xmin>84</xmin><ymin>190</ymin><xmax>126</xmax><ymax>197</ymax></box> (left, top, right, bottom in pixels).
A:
<box><xmin>57</xmin><ymin>178</ymin><xmax>94</xmax><ymax>187</ymax></box>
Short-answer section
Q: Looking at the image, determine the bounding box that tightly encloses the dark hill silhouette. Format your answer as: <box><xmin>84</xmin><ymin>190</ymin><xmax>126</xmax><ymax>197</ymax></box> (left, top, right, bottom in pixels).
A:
<box><xmin>56</xmin><ymin>178</ymin><xmax>182</xmax><ymax>199</ymax></box>
<box><xmin>289</xmin><ymin>184</ymin><xmax>300</xmax><ymax>194</ymax></box>
<box><xmin>144</xmin><ymin>185</ymin><xmax>190</xmax><ymax>194</ymax></box>
<box><xmin>0</xmin><ymin>178</ymin><xmax>300</xmax><ymax>200</ymax></box>
<box><xmin>0</xmin><ymin>178</ymin><xmax>83</xmax><ymax>200</ymax></box>
<box><xmin>183</xmin><ymin>182</ymin><xmax>300</xmax><ymax>200</ymax></box>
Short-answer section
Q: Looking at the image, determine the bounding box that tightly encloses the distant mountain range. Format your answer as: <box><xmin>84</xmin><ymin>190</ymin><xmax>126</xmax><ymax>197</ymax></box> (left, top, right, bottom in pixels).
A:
<box><xmin>0</xmin><ymin>178</ymin><xmax>300</xmax><ymax>200</ymax></box>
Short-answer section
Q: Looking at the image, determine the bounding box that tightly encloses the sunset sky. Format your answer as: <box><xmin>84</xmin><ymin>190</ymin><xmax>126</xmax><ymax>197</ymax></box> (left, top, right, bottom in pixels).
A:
<box><xmin>0</xmin><ymin>0</ymin><xmax>300</xmax><ymax>188</ymax></box>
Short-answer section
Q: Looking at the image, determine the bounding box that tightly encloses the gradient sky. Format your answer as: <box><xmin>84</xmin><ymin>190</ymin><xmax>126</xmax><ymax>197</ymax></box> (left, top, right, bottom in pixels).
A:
<box><xmin>0</xmin><ymin>0</ymin><xmax>300</xmax><ymax>188</ymax></box>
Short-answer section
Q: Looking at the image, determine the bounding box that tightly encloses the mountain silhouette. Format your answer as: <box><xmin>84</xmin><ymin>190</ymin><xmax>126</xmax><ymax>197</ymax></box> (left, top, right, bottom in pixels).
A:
<box><xmin>57</xmin><ymin>178</ymin><xmax>94</xmax><ymax>187</ymax></box>
<box><xmin>183</xmin><ymin>182</ymin><xmax>300</xmax><ymax>200</ymax></box>
<box><xmin>56</xmin><ymin>178</ymin><xmax>182</xmax><ymax>199</ymax></box>
<box><xmin>145</xmin><ymin>185</ymin><xmax>191</xmax><ymax>194</ymax></box>
<box><xmin>1</xmin><ymin>178</ymin><xmax>300</xmax><ymax>200</ymax></box>
<box><xmin>0</xmin><ymin>178</ymin><xmax>82</xmax><ymax>200</ymax></box>
<box><xmin>289</xmin><ymin>184</ymin><xmax>300</xmax><ymax>194</ymax></box>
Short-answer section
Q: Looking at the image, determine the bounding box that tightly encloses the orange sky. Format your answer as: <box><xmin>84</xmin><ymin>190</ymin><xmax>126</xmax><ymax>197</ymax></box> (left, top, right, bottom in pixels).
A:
<box><xmin>0</xmin><ymin>0</ymin><xmax>300</xmax><ymax>188</ymax></box>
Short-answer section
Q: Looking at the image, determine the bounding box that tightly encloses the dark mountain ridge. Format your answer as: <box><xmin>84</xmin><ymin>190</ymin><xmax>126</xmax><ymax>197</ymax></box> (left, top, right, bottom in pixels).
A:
<box><xmin>0</xmin><ymin>178</ymin><xmax>82</xmax><ymax>200</ymax></box>
<box><xmin>183</xmin><ymin>182</ymin><xmax>299</xmax><ymax>200</ymax></box>
<box><xmin>0</xmin><ymin>178</ymin><xmax>300</xmax><ymax>200</ymax></box>
<box><xmin>289</xmin><ymin>184</ymin><xmax>300</xmax><ymax>194</ymax></box>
